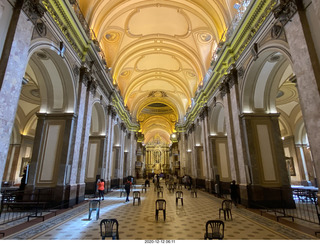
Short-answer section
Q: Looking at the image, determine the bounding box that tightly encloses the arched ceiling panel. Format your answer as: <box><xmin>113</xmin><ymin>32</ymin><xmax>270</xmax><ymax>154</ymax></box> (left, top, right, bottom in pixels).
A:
<box><xmin>79</xmin><ymin>0</ymin><xmax>229</xmax><ymax>142</ymax></box>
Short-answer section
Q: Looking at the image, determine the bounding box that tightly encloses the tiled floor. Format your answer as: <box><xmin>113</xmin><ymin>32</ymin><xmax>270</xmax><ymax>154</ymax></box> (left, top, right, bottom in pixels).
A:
<box><xmin>2</xmin><ymin>180</ymin><xmax>319</xmax><ymax>240</ymax></box>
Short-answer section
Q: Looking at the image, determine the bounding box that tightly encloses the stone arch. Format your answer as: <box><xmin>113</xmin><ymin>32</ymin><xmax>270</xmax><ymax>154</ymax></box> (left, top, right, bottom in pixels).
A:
<box><xmin>27</xmin><ymin>41</ymin><xmax>76</xmax><ymax>113</ymax></box>
<box><xmin>241</xmin><ymin>44</ymin><xmax>311</xmax><ymax>186</ymax></box>
<box><xmin>209</xmin><ymin>102</ymin><xmax>226</xmax><ymax>136</ymax></box>
<box><xmin>241</xmin><ymin>47</ymin><xmax>293</xmax><ymax>113</ymax></box>
<box><xmin>4</xmin><ymin>40</ymin><xmax>77</xmax><ymax>186</ymax></box>
<box><xmin>90</xmin><ymin>101</ymin><xmax>107</xmax><ymax>136</ymax></box>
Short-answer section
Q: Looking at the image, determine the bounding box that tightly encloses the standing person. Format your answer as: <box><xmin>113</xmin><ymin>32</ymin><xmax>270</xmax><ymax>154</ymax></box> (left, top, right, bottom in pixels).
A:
<box><xmin>125</xmin><ymin>178</ymin><xmax>132</xmax><ymax>202</ymax></box>
<box><xmin>97</xmin><ymin>179</ymin><xmax>105</xmax><ymax>200</ymax></box>
<box><xmin>230</xmin><ymin>180</ymin><xmax>238</xmax><ymax>206</ymax></box>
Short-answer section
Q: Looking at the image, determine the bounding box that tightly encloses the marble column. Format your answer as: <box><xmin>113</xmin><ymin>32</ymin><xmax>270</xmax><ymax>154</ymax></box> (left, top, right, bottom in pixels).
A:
<box><xmin>189</xmin><ymin>124</ymin><xmax>197</xmax><ymax>179</ymax></box>
<box><xmin>118</xmin><ymin>123</ymin><xmax>126</xmax><ymax>181</ymax></box>
<box><xmin>274</xmin><ymin>0</ymin><xmax>320</xmax><ymax>194</ymax></box>
<box><xmin>200</xmin><ymin>106</ymin><xmax>213</xmax><ymax>192</ymax></box>
<box><xmin>178</xmin><ymin>132</ymin><xmax>187</xmax><ymax>177</ymax></box>
<box><xmin>129</xmin><ymin>133</ymin><xmax>136</xmax><ymax>176</ymax></box>
<box><xmin>0</xmin><ymin>0</ymin><xmax>44</xmax><ymax>188</ymax></box>
<box><xmin>105</xmin><ymin>106</ymin><xmax>116</xmax><ymax>189</ymax></box>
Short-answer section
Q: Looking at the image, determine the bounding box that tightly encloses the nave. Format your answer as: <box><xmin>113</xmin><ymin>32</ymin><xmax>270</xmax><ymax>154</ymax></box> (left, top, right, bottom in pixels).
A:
<box><xmin>2</xmin><ymin>180</ymin><xmax>318</xmax><ymax>240</ymax></box>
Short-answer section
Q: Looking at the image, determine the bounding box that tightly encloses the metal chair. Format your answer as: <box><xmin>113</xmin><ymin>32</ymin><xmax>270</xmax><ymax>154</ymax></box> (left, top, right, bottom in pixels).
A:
<box><xmin>141</xmin><ymin>184</ymin><xmax>147</xmax><ymax>193</ymax></box>
<box><xmin>133</xmin><ymin>191</ymin><xmax>141</xmax><ymax>205</ymax></box>
<box><xmin>219</xmin><ymin>200</ymin><xmax>232</xmax><ymax>220</ymax></box>
<box><xmin>191</xmin><ymin>186</ymin><xmax>197</xmax><ymax>198</ymax></box>
<box><xmin>204</xmin><ymin>220</ymin><xmax>224</xmax><ymax>240</ymax></box>
<box><xmin>155</xmin><ymin>199</ymin><xmax>166</xmax><ymax>221</ymax></box>
<box><xmin>168</xmin><ymin>184</ymin><xmax>174</xmax><ymax>193</ymax></box>
<box><xmin>176</xmin><ymin>191</ymin><xmax>183</xmax><ymax>206</ymax></box>
<box><xmin>120</xmin><ymin>185</ymin><xmax>126</xmax><ymax>197</ymax></box>
<box><xmin>157</xmin><ymin>186</ymin><xmax>163</xmax><ymax>198</ymax></box>
<box><xmin>88</xmin><ymin>200</ymin><xmax>100</xmax><ymax>220</ymax></box>
<box><xmin>100</xmin><ymin>219</ymin><xmax>119</xmax><ymax>240</ymax></box>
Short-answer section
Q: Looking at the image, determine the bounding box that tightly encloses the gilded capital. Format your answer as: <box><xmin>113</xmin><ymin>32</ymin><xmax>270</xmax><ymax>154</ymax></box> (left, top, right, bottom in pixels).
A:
<box><xmin>273</xmin><ymin>0</ymin><xmax>299</xmax><ymax>25</ymax></box>
<box><xmin>22</xmin><ymin>0</ymin><xmax>46</xmax><ymax>24</ymax></box>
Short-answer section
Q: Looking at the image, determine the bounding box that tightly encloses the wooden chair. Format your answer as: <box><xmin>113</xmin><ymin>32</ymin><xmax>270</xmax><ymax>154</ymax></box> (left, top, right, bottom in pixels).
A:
<box><xmin>204</xmin><ymin>220</ymin><xmax>224</xmax><ymax>240</ymax></box>
<box><xmin>100</xmin><ymin>219</ymin><xmax>119</xmax><ymax>240</ymax></box>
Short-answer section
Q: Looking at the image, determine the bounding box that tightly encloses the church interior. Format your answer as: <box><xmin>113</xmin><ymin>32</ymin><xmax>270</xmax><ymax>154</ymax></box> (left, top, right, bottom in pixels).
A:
<box><xmin>0</xmin><ymin>0</ymin><xmax>320</xmax><ymax>240</ymax></box>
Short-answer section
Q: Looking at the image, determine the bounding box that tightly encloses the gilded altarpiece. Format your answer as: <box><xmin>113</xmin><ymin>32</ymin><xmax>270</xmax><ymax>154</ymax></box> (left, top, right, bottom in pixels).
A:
<box><xmin>145</xmin><ymin>134</ymin><xmax>170</xmax><ymax>175</ymax></box>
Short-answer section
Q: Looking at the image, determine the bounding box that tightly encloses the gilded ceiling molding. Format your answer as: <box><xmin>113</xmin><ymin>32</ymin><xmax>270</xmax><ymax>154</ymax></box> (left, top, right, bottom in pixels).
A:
<box><xmin>111</xmin><ymin>37</ymin><xmax>204</xmax><ymax>81</ymax></box>
<box><xmin>124</xmin><ymin>4</ymin><xmax>192</xmax><ymax>39</ymax></box>
<box><xmin>110</xmin><ymin>91</ymin><xmax>140</xmax><ymax>132</ymax></box>
<box><xmin>123</xmin><ymin>71</ymin><xmax>192</xmax><ymax>105</ymax></box>
<box><xmin>41</xmin><ymin>0</ymin><xmax>90</xmax><ymax>60</ymax></box>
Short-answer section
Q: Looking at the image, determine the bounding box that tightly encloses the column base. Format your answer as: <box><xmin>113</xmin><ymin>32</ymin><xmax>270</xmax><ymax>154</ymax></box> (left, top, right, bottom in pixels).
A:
<box><xmin>240</xmin><ymin>184</ymin><xmax>295</xmax><ymax>209</ymax></box>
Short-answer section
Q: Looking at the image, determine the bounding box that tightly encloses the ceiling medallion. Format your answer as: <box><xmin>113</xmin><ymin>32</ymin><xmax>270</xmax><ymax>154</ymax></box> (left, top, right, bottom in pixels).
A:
<box><xmin>148</xmin><ymin>91</ymin><xmax>168</xmax><ymax>97</ymax></box>
<box><xmin>198</xmin><ymin>32</ymin><xmax>212</xmax><ymax>43</ymax></box>
<box><xmin>36</xmin><ymin>51</ymin><xmax>48</xmax><ymax>60</ymax></box>
<box><xmin>120</xmin><ymin>70</ymin><xmax>130</xmax><ymax>77</ymax></box>
<box><xmin>105</xmin><ymin>32</ymin><xmax>120</xmax><ymax>42</ymax></box>
<box><xmin>186</xmin><ymin>71</ymin><xmax>195</xmax><ymax>78</ymax></box>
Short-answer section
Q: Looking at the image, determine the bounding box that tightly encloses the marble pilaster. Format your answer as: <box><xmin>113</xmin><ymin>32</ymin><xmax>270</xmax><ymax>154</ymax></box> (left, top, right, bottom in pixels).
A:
<box><xmin>240</xmin><ymin>113</ymin><xmax>294</xmax><ymax>208</ymax></box>
<box><xmin>105</xmin><ymin>106</ymin><xmax>115</xmax><ymax>189</ymax></box>
<box><xmin>200</xmin><ymin>106</ymin><xmax>213</xmax><ymax>191</ymax></box>
<box><xmin>0</xmin><ymin>3</ymin><xmax>36</xmax><ymax>188</ymax></box>
<box><xmin>228</xmin><ymin>68</ymin><xmax>249</xmax><ymax>186</ymax></box>
<box><xmin>220</xmin><ymin>79</ymin><xmax>238</xmax><ymax>181</ymax></box>
<box><xmin>279</xmin><ymin>0</ymin><xmax>320</xmax><ymax>190</ymax></box>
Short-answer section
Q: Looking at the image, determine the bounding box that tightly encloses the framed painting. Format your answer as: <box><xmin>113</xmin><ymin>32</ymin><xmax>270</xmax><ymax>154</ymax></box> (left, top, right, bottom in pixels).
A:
<box><xmin>286</xmin><ymin>157</ymin><xmax>296</xmax><ymax>176</ymax></box>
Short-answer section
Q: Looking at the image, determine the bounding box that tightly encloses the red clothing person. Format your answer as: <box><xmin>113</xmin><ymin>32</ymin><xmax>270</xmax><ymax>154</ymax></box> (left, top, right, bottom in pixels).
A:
<box><xmin>97</xmin><ymin>179</ymin><xmax>105</xmax><ymax>200</ymax></box>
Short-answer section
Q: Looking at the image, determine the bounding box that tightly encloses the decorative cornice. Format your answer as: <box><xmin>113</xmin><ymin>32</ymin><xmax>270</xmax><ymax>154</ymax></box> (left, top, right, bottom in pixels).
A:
<box><xmin>41</xmin><ymin>0</ymin><xmax>90</xmax><ymax>60</ymax></box>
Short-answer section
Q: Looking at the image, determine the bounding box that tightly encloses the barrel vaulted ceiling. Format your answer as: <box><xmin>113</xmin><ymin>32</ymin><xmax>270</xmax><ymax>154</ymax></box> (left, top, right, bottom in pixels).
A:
<box><xmin>78</xmin><ymin>0</ymin><xmax>237</xmax><ymax>144</ymax></box>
